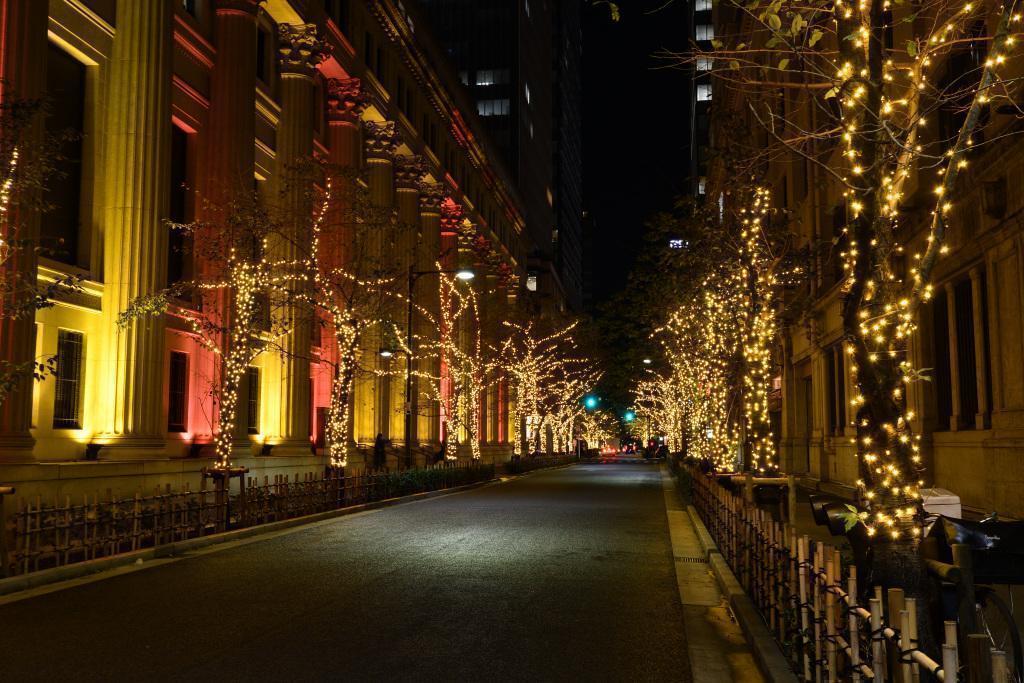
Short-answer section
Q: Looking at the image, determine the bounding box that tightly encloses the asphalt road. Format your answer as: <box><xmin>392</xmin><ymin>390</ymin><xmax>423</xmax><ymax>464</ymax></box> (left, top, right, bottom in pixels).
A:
<box><xmin>0</xmin><ymin>464</ymin><xmax>693</xmax><ymax>682</ymax></box>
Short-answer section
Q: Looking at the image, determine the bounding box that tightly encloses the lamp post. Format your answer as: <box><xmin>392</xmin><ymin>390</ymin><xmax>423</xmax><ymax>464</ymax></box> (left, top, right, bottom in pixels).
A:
<box><xmin>402</xmin><ymin>264</ymin><xmax>474</xmax><ymax>468</ymax></box>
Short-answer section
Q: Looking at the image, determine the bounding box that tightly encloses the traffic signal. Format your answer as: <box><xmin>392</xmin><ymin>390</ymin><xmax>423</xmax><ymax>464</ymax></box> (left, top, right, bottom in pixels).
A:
<box><xmin>624</xmin><ymin>410</ymin><xmax>636</xmax><ymax>423</ymax></box>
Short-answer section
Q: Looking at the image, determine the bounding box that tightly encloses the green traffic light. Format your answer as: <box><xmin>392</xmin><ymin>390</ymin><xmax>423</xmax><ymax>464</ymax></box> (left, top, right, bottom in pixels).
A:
<box><xmin>624</xmin><ymin>410</ymin><xmax>636</xmax><ymax>422</ymax></box>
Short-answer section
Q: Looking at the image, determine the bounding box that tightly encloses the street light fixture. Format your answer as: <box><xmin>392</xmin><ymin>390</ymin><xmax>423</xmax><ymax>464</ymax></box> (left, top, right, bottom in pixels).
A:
<box><xmin>642</xmin><ymin>358</ymin><xmax>652</xmax><ymax>365</ymax></box>
<box><xmin>402</xmin><ymin>264</ymin><xmax>476</xmax><ymax>468</ymax></box>
<box><xmin>378</xmin><ymin>349</ymin><xmax>394</xmax><ymax>358</ymax></box>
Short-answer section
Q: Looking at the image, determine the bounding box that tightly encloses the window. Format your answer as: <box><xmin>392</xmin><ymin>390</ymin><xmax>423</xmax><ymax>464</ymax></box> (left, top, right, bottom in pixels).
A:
<box><xmin>53</xmin><ymin>330</ymin><xmax>84</xmax><ymax>429</ymax></box>
<box><xmin>526</xmin><ymin>274</ymin><xmax>538</xmax><ymax>292</ymax></box>
<box><xmin>476</xmin><ymin>70</ymin><xmax>495</xmax><ymax>86</ymax></box>
<box><xmin>43</xmin><ymin>44</ymin><xmax>86</xmax><ymax>266</ymax></box>
<box><xmin>181</xmin><ymin>0</ymin><xmax>197</xmax><ymax>17</ymax></box>
<box><xmin>325</xmin><ymin>0</ymin><xmax>349</xmax><ymax>32</ymax></box>
<box><xmin>524</xmin><ymin>83</ymin><xmax>531</xmax><ymax>104</ymax></box>
<box><xmin>525</xmin><ymin>0</ymin><xmax>530</xmax><ymax>18</ymax></box>
<box><xmin>696</xmin><ymin>83</ymin><xmax>712</xmax><ymax>101</ymax></box>
<box><xmin>168</xmin><ymin>124</ymin><xmax>189</xmax><ymax>285</ymax></box>
<box><xmin>459</xmin><ymin>71</ymin><xmax>469</xmax><ymax>85</ymax></box>
<box><xmin>696</xmin><ymin>57</ymin><xmax>713</xmax><ymax>71</ymax></box>
<box><xmin>168</xmin><ymin>352</ymin><xmax>188</xmax><ymax>432</ymax></box>
<box><xmin>256</xmin><ymin>25</ymin><xmax>273</xmax><ymax>84</ymax></box>
<box><xmin>477</xmin><ymin>99</ymin><xmax>510</xmax><ymax>116</ymax></box>
<box><xmin>954</xmin><ymin>279</ymin><xmax>978</xmax><ymax>426</ymax></box>
<box><xmin>695</xmin><ymin>24</ymin><xmax>714</xmax><ymax>41</ymax></box>
<box><xmin>697</xmin><ymin>177</ymin><xmax>707</xmax><ymax>195</ymax></box>
<box><xmin>246</xmin><ymin>367</ymin><xmax>261</xmax><ymax>434</ymax></box>
<box><xmin>825</xmin><ymin>346</ymin><xmax>845</xmax><ymax>435</ymax></box>
<box><xmin>933</xmin><ymin>290</ymin><xmax>953</xmax><ymax>429</ymax></box>
<box><xmin>695</xmin><ymin>0</ymin><xmax>713</xmax><ymax>9</ymax></box>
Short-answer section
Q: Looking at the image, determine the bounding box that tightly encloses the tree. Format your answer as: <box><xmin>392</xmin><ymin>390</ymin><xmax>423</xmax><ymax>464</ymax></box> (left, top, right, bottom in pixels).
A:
<box><xmin>0</xmin><ymin>95</ymin><xmax>81</xmax><ymax>405</ymax></box>
<box><xmin>307</xmin><ymin>167</ymin><xmax>403</xmax><ymax>468</ymax></box>
<box><xmin>679</xmin><ymin>0</ymin><xmax>1020</xmax><ymax>541</ymax></box>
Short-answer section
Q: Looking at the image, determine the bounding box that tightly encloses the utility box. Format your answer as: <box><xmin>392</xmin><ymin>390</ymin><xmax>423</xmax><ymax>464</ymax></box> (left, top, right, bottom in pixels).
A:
<box><xmin>920</xmin><ymin>488</ymin><xmax>962</xmax><ymax>519</ymax></box>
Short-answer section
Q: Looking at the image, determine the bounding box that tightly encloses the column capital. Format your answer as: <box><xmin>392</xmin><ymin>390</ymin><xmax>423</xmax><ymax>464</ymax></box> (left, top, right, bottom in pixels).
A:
<box><xmin>418</xmin><ymin>182</ymin><xmax>444</xmax><ymax>213</ymax></box>
<box><xmin>440</xmin><ymin>197</ymin><xmax>464</xmax><ymax>236</ymax></box>
<box><xmin>395</xmin><ymin>155</ymin><xmax>427</xmax><ymax>190</ymax></box>
<box><xmin>325</xmin><ymin>77</ymin><xmax>368</xmax><ymax>125</ymax></box>
<box><xmin>277</xmin><ymin>23</ymin><xmax>328</xmax><ymax>79</ymax></box>
<box><xmin>363</xmin><ymin>120</ymin><xmax>399</xmax><ymax>160</ymax></box>
<box><xmin>214</xmin><ymin>0</ymin><xmax>262</xmax><ymax>16</ymax></box>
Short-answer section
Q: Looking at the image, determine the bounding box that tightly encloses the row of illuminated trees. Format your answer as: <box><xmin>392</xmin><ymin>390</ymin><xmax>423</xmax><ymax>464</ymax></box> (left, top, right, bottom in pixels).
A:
<box><xmin>622</xmin><ymin>0</ymin><xmax>1023</xmax><ymax>550</ymax></box>
<box><xmin>0</xmin><ymin>123</ymin><xmax>598</xmax><ymax>469</ymax></box>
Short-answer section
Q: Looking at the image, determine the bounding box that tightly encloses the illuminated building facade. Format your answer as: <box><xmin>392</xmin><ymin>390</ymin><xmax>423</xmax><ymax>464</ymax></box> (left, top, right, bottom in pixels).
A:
<box><xmin>0</xmin><ymin>0</ymin><xmax>529</xmax><ymax>495</ymax></box>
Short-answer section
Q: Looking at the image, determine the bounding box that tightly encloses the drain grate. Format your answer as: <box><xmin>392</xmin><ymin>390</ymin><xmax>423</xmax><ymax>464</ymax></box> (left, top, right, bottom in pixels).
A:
<box><xmin>676</xmin><ymin>555</ymin><xmax>708</xmax><ymax>564</ymax></box>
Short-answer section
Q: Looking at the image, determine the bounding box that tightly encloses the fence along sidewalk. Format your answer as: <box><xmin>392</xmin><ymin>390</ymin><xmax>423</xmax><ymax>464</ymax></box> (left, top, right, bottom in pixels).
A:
<box><xmin>0</xmin><ymin>463</ymin><xmax>495</xmax><ymax>578</ymax></box>
<box><xmin>683</xmin><ymin>462</ymin><xmax>1011</xmax><ymax>682</ymax></box>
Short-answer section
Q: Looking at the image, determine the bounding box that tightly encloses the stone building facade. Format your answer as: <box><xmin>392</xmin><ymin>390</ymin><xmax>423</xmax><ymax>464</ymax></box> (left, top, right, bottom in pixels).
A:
<box><xmin>0</xmin><ymin>0</ymin><xmax>532</xmax><ymax>498</ymax></box>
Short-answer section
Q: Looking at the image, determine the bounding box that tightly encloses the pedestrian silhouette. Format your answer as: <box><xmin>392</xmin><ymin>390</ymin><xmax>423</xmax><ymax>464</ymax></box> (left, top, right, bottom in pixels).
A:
<box><xmin>373</xmin><ymin>433</ymin><xmax>386</xmax><ymax>471</ymax></box>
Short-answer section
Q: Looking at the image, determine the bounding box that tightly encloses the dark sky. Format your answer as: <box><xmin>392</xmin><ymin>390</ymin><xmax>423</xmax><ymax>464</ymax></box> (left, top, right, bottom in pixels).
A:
<box><xmin>582</xmin><ymin>0</ymin><xmax>692</xmax><ymax>307</ymax></box>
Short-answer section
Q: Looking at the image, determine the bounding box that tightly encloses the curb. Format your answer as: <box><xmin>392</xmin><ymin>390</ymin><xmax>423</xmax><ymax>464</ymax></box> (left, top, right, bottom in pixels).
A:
<box><xmin>0</xmin><ymin>476</ymin><xmax>499</xmax><ymax>598</ymax></box>
<box><xmin>683</xmin><ymin>503</ymin><xmax>797</xmax><ymax>683</ymax></box>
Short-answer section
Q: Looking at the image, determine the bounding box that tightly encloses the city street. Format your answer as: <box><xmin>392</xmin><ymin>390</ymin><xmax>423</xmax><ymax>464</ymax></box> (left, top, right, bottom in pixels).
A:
<box><xmin>0</xmin><ymin>465</ymin><xmax>697</xmax><ymax>682</ymax></box>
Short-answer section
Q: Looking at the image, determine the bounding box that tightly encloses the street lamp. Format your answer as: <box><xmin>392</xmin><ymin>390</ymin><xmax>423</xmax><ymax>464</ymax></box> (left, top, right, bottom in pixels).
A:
<box><xmin>403</xmin><ymin>264</ymin><xmax>475</xmax><ymax>468</ymax></box>
<box><xmin>642</xmin><ymin>358</ymin><xmax>652</xmax><ymax>365</ymax></box>
<box><xmin>378</xmin><ymin>349</ymin><xmax>394</xmax><ymax>358</ymax></box>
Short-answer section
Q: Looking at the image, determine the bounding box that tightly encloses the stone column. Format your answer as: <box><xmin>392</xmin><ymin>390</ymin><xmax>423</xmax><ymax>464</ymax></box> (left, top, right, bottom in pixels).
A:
<box><xmin>945</xmin><ymin>282</ymin><xmax>961</xmax><ymax>431</ymax></box>
<box><xmin>272</xmin><ymin>23</ymin><xmax>326</xmax><ymax>456</ymax></box>
<box><xmin>970</xmin><ymin>268</ymin><xmax>989</xmax><ymax>429</ymax></box>
<box><xmin>394</xmin><ymin>155</ymin><xmax>426</xmax><ymax>459</ymax></box>
<box><xmin>324</xmin><ymin>77</ymin><xmax>367</xmax><ymax>454</ymax></box>
<box><xmin>208</xmin><ymin>0</ymin><xmax>260</xmax><ymax>199</ymax></box>
<box><xmin>98</xmin><ymin>0</ymin><xmax>173</xmax><ymax>457</ymax></box>
<box><xmin>417</xmin><ymin>182</ymin><xmax>444</xmax><ymax>447</ymax></box>
<box><xmin>358</xmin><ymin>121</ymin><xmax>399</xmax><ymax>444</ymax></box>
<box><xmin>206</xmin><ymin>0</ymin><xmax>261</xmax><ymax>455</ymax></box>
<box><xmin>0</xmin><ymin>0</ymin><xmax>48</xmax><ymax>461</ymax></box>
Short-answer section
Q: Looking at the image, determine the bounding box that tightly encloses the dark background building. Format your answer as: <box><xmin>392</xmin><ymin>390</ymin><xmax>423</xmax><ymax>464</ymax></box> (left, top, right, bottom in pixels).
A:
<box><xmin>417</xmin><ymin>0</ymin><xmax>584</xmax><ymax>312</ymax></box>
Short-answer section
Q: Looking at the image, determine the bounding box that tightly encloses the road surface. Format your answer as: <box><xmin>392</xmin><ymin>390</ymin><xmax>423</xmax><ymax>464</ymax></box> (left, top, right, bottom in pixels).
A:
<box><xmin>0</xmin><ymin>464</ymin><xmax>695</xmax><ymax>682</ymax></box>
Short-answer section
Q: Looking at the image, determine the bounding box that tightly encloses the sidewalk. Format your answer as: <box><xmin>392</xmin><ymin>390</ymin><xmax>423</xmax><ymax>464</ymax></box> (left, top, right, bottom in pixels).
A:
<box><xmin>660</xmin><ymin>468</ymin><xmax>767</xmax><ymax>682</ymax></box>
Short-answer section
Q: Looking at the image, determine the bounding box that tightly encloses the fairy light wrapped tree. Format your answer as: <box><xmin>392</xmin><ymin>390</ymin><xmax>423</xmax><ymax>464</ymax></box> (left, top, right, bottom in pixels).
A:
<box><xmin>679</xmin><ymin>0</ymin><xmax>1021</xmax><ymax>544</ymax></box>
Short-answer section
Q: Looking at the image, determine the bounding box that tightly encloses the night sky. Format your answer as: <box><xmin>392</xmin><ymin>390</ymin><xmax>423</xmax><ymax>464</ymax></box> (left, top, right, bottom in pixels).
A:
<box><xmin>582</xmin><ymin>0</ymin><xmax>692</xmax><ymax>307</ymax></box>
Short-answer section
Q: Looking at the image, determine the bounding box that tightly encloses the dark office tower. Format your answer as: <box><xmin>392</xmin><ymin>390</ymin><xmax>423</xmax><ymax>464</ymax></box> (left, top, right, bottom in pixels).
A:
<box><xmin>418</xmin><ymin>0</ymin><xmax>584</xmax><ymax>312</ymax></box>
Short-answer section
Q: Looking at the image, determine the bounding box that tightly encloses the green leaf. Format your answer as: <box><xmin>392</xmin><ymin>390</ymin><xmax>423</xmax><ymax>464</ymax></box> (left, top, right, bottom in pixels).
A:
<box><xmin>778</xmin><ymin>58</ymin><xmax>790</xmax><ymax>70</ymax></box>
<box><xmin>711</xmin><ymin>39</ymin><xmax>724</xmax><ymax>49</ymax></box>
<box><xmin>730</xmin><ymin>60</ymin><xmax>740</xmax><ymax>70</ymax></box>
<box><xmin>791</xmin><ymin>14</ymin><xmax>804</xmax><ymax>36</ymax></box>
<box><xmin>767</xmin><ymin>13</ymin><xmax>782</xmax><ymax>30</ymax></box>
<box><xmin>906</xmin><ymin>39</ymin><xmax>917</xmax><ymax>57</ymax></box>
<box><xmin>824</xmin><ymin>86</ymin><xmax>838</xmax><ymax>99</ymax></box>
<box><xmin>809</xmin><ymin>29</ymin><xmax>823</xmax><ymax>47</ymax></box>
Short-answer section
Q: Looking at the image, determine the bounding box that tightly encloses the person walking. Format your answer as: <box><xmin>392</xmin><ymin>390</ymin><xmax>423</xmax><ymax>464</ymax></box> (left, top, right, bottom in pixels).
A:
<box><xmin>373</xmin><ymin>433</ymin><xmax>387</xmax><ymax>471</ymax></box>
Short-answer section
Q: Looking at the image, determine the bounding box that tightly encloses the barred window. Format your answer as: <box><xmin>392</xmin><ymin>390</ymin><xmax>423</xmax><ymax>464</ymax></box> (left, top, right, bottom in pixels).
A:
<box><xmin>53</xmin><ymin>330</ymin><xmax>84</xmax><ymax>429</ymax></box>
<box><xmin>246</xmin><ymin>367</ymin><xmax>261</xmax><ymax>434</ymax></box>
<box><xmin>168</xmin><ymin>352</ymin><xmax>189</xmax><ymax>433</ymax></box>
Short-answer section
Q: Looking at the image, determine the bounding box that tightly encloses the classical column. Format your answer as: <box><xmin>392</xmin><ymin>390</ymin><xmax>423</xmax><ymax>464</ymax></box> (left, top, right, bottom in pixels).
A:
<box><xmin>484</xmin><ymin>272</ymin><xmax>501</xmax><ymax>445</ymax></box>
<box><xmin>0</xmin><ymin>0</ymin><xmax>48</xmax><ymax>461</ymax></box>
<box><xmin>98</xmin><ymin>0</ymin><xmax>173</xmax><ymax>457</ymax></box>
<box><xmin>272</xmin><ymin>23</ymin><xmax>326</xmax><ymax>456</ymax></box>
<box><xmin>206</xmin><ymin>0</ymin><xmax>261</xmax><ymax>455</ymax></box>
<box><xmin>324</xmin><ymin>77</ymin><xmax>367</xmax><ymax>452</ymax></box>
<box><xmin>358</xmin><ymin>120</ymin><xmax>399</xmax><ymax>443</ymax></box>
<box><xmin>394</xmin><ymin>155</ymin><xmax>426</xmax><ymax>456</ymax></box>
<box><xmin>417</xmin><ymin>182</ymin><xmax>444</xmax><ymax>447</ymax></box>
<box><xmin>945</xmin><ymin>282</ymin><xmax>961</xmax><ymax>431</ymax></box>
<box><xmin>208</xmin><ymin>0</ymin><xmax>260</xmax><ymax>199</ymax></box>
<box><xmin>970</xmin><ymin>267</ymin><xmax>989</xmax><ymax>429</ymax></box>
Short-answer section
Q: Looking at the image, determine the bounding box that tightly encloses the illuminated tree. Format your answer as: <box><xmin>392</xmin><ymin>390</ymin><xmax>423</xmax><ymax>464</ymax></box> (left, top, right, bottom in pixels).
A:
<box><xmin>678</xmin><ymin>0</ymin><xmax>1022</xmax><ymax>540</ymax></box>
<box><xmin>0</xmin><ymin>96</ymin><xmax>80</xmax><ymax>405</ymax></box>
<box><xmin>119</xmin><ymin>192</ymin><xmax>300</xmax><ymax>469</ymax></box>
<box><xmin>307</xmin><ymin>168</ymin><xmax>403</xmax><ymax>468</ymax></box>
<box><xmin>414</xmin><ymin>270</ymin><xmax>494</xmax><ymax>460</ymax></box>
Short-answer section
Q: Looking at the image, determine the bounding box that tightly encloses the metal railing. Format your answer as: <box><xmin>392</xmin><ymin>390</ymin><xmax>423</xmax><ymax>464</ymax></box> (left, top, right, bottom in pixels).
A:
<box><xmin>684</xmin><ymin>462</ymin><xmax>1012</xmax><ymax>682</ymax></box>
<box><xmin>0</xmin><ymin>463</ymin><xmax>494</xmax><ymax>579</ymax></box>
